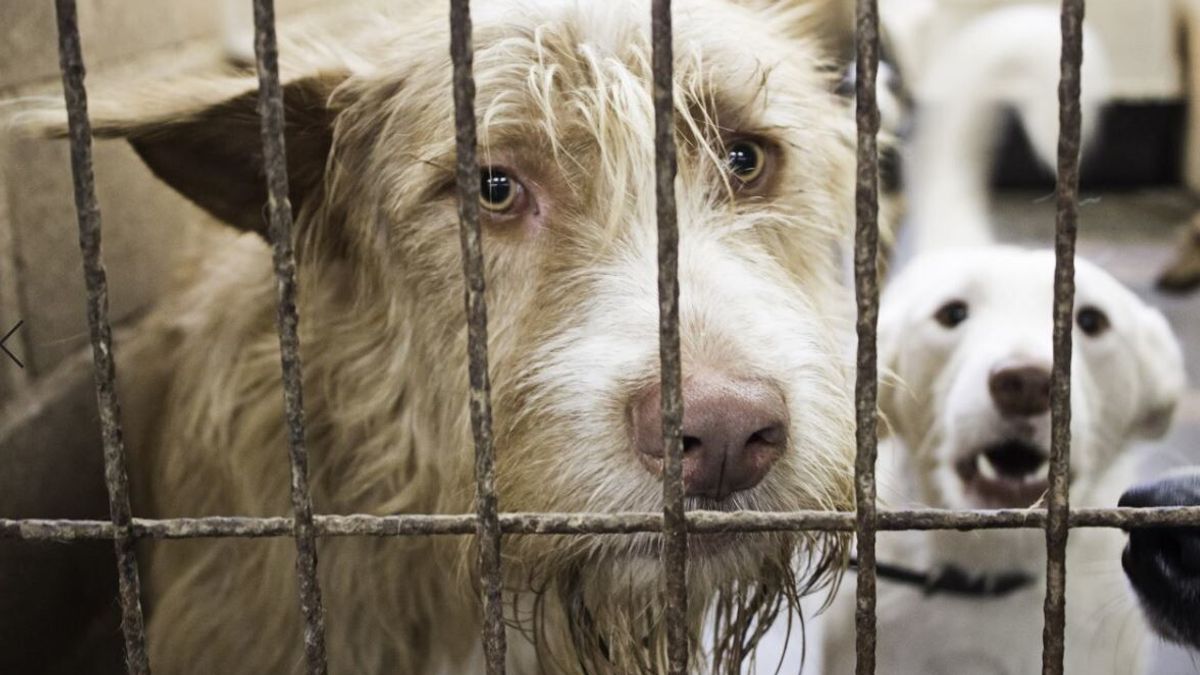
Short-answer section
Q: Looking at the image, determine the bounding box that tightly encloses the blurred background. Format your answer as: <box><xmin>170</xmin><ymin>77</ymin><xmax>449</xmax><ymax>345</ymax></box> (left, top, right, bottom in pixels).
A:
<box><xmin>0</xmin><ymin>0</ymin><xmax>1197</xmax><ymax>672</ymax></box>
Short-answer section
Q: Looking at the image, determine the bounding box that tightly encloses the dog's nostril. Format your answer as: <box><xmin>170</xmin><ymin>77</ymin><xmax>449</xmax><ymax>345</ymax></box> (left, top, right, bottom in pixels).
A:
<box><xmin>988</xmin><ymin>363</ymin><xmax>1052</xmax><ymax>417</ymax></box>
<box><xmin>749</xmin><ymin>424</ymin><xmax>787</xmax><ymax>447</ymax></box>
<box><xmin>630</xmin><ymin>372</ymin><xmax>788</xmax><ymax>499</ymax></box>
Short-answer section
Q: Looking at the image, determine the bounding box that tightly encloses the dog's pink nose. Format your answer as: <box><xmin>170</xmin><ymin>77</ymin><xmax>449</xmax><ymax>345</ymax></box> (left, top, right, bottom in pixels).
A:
<box><xmin>989</xmin><ymin>363</ymin><xmax>1051</xmax><ymax>417</ymax></box>
<box><xmin>631</xmin><ymin>373</ymin><xmax>788</xmax><ymax>500</ymax></box>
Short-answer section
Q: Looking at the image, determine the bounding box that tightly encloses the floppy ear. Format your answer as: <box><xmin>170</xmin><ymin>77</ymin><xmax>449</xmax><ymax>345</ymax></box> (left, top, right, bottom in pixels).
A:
<box><xmin>27</xmin><ymin>71</ymin><xmax>348</xmax><ymax>236</ymax></box>
<box><xmin>1130</xmin><ymin>305</ymin><xmax>1186</xmax><ymax>439</ymax></box>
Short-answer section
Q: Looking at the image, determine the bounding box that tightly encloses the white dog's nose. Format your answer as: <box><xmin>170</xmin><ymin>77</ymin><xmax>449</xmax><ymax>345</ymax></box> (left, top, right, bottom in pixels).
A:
<box><xmin>988</xmin><ymin>362</ymin><xmax>1051</xmax><ymax>417</ymax></box>
<box><xmin>630</xmin><ymin>372</ymin><xmax>788</xmax><ymax>500</ymax></box>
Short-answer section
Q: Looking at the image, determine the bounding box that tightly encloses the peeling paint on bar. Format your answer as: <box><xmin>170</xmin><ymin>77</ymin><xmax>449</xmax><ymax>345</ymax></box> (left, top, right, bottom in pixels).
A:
<box><xmin>250</xmin><ymin>0</ymin><xmax>329</xmax><ymax>672</ymax></box>
<box><xmin>448</xmin><ymin>1</ymin><xmax>508</xmax><ymax>672</ymax></box>
<box><xmin>853</xmin><ymin>0</ymin><xmax>882</xmax><ymax>674</ymax></box>
<box><xmin>1043</xmin><ymin>1</ymin><xmax>1085</xmax><ymax>673</ymax></box>
<box><xmin>52</xmin><ymin>1</ymin><xmax>151</xmax><ymax>672</ymax></box>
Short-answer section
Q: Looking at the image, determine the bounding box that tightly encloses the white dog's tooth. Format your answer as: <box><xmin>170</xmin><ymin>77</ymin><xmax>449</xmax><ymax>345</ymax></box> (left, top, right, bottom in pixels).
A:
<box><xmin>1033</xmin><ymin>461</ymin><xmax>1049</xmax><ymax>483</ymax></box>
<box><xmin>977</xmin><ymin>453</ymin><xmax>1000</xmax><ymax>481</ymax></box>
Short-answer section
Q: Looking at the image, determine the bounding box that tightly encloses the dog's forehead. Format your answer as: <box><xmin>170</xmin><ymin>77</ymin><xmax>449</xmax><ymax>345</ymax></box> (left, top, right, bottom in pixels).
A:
<box><xmin>465</xmin><ymin>0</ymin><xmax>829</xmax><ymax>126</ymax></box>
<box><xmin>889</xmin><ymin>247</ymin><xmax>1146</xmax><ymax>322</ymax></box>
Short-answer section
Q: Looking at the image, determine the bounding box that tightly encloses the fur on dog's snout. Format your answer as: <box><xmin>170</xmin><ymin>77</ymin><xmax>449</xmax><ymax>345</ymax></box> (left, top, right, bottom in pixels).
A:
<box><xmin>1120</xmin><ymin>472</ymin><xmax>1200</xmax><ymax>649</ymax></box>
<box><xmin>630</xmin><ymin>373</ymin><xmax>788</xmax><ymax>500</ymax></box>
<box><xmin>988</xmin><ymin>360</ymin><xmax>1051</xmax><ymax>418</ymax></box>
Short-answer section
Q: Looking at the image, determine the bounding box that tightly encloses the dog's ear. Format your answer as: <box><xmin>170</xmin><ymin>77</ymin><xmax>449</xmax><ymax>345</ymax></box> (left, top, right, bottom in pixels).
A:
<box><xmin>1130</xmin><ymin>305</ymin><xmax>1186</xmax><ymax>439</ymax></box>
<box><xmin>25</xmin><ymin>71</ymin><xmax>348</xmax><ymax>236</ymax></box>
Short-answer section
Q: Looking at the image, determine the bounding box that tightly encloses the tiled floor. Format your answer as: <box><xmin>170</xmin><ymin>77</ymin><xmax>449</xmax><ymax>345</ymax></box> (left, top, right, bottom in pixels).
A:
<box><xmin>993</xmin><ymin>187</ymin><xmax>1200</xmax><ymax>673</ymax></box>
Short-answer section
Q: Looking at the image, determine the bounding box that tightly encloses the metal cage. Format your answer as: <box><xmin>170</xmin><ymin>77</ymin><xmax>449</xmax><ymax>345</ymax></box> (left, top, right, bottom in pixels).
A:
<box><xmin>4</xmin><ymin>1</ymin><xmax>1200</xmax><ymax>674</ymax></box>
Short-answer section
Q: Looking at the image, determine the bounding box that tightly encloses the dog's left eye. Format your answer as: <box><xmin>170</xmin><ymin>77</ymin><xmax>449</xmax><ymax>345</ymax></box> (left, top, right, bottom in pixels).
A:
<box><xmin>1076</xmin><ymin>306</ymin><xmax>1111</xmax><ymax>337</ymax></box>
<box><xmin>934</xmin><ymin>300</ymin><xmax>969</xmax><ymax>329</ymax></box>
<box><xmin>726</xmin><ymin>139</ymin><xmax>767</xmax><ymax>185</ymax></box>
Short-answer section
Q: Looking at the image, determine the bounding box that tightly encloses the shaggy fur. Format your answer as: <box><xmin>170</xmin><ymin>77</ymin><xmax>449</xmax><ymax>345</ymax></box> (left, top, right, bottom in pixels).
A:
<box><xmin>30</xmin><ymin>1</ymin><xmax>864</xmax><ymax>672</ymax></box>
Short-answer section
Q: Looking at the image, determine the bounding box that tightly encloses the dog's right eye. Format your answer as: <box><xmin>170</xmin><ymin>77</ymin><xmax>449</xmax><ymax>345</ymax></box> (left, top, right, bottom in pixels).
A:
<box><xmin>478</xmin><ymin>168</ymin><xmax>525</xmax><ymax>214</ymax></box>
<box><xmin>934</xmin><ymin>300</ymin><xmax>969</xmax><ymax>328</ymax></box>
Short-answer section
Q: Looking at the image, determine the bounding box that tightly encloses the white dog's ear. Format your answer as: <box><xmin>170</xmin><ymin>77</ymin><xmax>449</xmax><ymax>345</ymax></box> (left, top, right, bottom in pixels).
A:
<box><xmin>1131</xmin><ymin>306</ymin><xmax>1186</xmax><ymax>439</ymax></box>
<box><xmin>24</xmin><ymin>71</ymin><xmax>349</xmax><ymax>236</ymax></box>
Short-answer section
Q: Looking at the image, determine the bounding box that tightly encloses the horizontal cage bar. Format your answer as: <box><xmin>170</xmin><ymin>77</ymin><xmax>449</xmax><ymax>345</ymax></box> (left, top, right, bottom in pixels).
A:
<box><xmin>4</xmin><ymin>506</ymin><xmax>1199</xmax><ymax>542</ymax></box>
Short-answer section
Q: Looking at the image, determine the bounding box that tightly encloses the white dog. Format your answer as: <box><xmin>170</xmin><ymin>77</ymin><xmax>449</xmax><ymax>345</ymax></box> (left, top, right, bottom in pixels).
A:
<box><xmin>817</xmin><ymin>6</ymin><xmax>1187</xmax><ymax>675</ymax></box>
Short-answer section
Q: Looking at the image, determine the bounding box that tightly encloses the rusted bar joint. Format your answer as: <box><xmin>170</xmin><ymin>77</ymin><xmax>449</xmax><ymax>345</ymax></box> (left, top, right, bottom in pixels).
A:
<box><xmin>52</xmin><ymin>1</ymin><xmax>151</xmax><ymax>672</ymax></box>
<box><xmin>250</xmin><ymin>1</ymin><xmax>329</xmax><ymax>672</ymax></box>
<box><xmin>448</xmin><ymin>1</ymin><xmax>508</xmax><ymax>672</ymax></box>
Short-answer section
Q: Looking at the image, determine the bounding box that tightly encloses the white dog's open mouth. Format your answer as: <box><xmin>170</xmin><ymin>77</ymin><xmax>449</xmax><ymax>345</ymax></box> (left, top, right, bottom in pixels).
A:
<box><xmin>954</xmin><ymin>439</ymin><xmax>1050</xmax><ymax>508</ymax></box>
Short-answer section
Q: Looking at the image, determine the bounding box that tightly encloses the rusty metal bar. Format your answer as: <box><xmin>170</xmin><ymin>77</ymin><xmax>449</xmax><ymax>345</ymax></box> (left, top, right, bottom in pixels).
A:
<box><xmin>5</xmin><ymin>506</ymin><xmax>1200</xmax><ymax>541</ymax></box>
<box><xmin>250</xmin><ymin>1</ymin><xmax>329</xmax><ymax>672</ymax></box>
<box><xmin>650</xmin><ymin>0</ymin><xmax>689</xmax><ymax>672</ymax></box>
<box><xmin>852</xmin><ymin>0</ymin><xmax>882</xmax><ymax>673</ymax></box>
<box><xmin>1043</xmin><ymin>1</ymin><xmax>1085</xmax><ymax>673</ymax></box>
<box><xmin>52</xmin><ymin>2</ymin><xmax>151</xmax><ymax>672</ymax></box>
<box><xmin>448</xmin><ymin>1</ymin><xmax>508</xmax><ymax>672</ymax></box>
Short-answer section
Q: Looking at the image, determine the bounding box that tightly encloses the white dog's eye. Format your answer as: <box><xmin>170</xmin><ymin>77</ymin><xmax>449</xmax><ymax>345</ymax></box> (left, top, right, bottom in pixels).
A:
<box><xmin>934</xmin><ymin>300</ymin><xmax>969</xmax><ymax>329</ymax></box>
<box><xmin>1076</xmin><ymin>306</ymin><xmax>1111</xmax><ymax>337</ymax></box>
<box><xmin>478</xmin><ymin>167</ymin><xmax>527</xmax><ymax>215</ymax></box>
<box><xmin>726</xmin><ymin>139</ymin><xmax>767</xmax><ymax>186</ymax></box>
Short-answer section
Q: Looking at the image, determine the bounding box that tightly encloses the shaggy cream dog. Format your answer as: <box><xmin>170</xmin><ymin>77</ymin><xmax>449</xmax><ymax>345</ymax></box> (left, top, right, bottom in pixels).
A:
<box><xmin>818</xmin><ymin>6</ymin><xmax>1186</xmax><ymax>675</ymax></box>
<box><xmin>32</xmin><ymin>1</ymin><xmax>863</xmax><ymax>672</ymax></box>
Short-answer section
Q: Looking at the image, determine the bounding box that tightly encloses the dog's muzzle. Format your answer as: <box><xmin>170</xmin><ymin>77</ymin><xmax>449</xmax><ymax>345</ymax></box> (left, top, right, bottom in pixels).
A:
<box><xmin>630</xmin><ymin>371</ymin><xmax>787</xmax><ymax>501</ymax></box>
<box><xmin>1120</xmin><ymin>472</ymin><xmax>1200</xmax><ymax>649</ymax></box>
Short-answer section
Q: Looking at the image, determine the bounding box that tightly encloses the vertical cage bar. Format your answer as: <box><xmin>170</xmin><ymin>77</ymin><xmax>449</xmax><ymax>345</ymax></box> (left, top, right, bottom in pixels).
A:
<box><xmin>53</xmin><ymin>3</ymin><xmax>154</xmax><ymax>672</ymax></box>
<box><xmin>249</xmin><ymin>1</ymin><xmax>329</xmax><ymax>672</ymax></box>
<box><xmin>448</xmin><ymin>1</ymin><xmax>508</xmax><ymax>672</ymax></box>
<box><xmin>52</xmin><ymin>2</ymin><xmax>152</xmax><ymax>673</ymax></box>
<box><xmin>852</xmin><ymin>0</ymin><xmax>882</xmax><ymax>673</ymax></box>
<box><xmin>1042</xmin><ymin>0</ymin><xmax>1085</xmax><ymax>672</ymax></box>
<box><xmin>650</xmin><ymin>0</ymin><xmax>689</xmax><ymax>672</ymax></box>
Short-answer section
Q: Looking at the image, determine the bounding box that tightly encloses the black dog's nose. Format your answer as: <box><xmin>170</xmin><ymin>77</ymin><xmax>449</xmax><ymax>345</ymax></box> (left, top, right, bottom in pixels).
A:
<box><xmin>1120</xmin><ymin>471</ymin><xmax>1200</xmax><ymax>648</ymax></box>
<box><xmin>988</xmin><ymin>362</ymin><xmax>1051</xmax><ymax>417</ymax></box>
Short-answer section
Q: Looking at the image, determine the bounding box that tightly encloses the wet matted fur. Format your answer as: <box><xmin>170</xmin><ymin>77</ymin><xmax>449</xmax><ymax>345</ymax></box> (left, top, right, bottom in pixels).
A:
<box><xmin>29</xmin><ymin>1</ymin><xmax>860</xmax><ymax>672</ymax></box>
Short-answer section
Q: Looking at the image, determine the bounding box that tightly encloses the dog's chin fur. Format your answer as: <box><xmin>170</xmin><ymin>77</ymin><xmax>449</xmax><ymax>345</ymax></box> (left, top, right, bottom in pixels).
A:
<box><xmin>498</xmin><ymin>530</ymin><xmax>844</xmax><ymax>674</ymax></box>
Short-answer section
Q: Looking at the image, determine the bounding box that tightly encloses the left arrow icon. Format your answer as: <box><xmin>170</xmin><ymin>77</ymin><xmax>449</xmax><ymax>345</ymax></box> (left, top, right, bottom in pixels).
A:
<box><xmin>1</xmin><ymin>320</ymin><xmax>24</xmax><ymax>368</ymax></box>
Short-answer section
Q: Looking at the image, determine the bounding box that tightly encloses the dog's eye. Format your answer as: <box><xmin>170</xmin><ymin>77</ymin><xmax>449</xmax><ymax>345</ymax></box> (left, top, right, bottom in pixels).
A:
<box><xmin>726</xmin><ymin>139</ymin><xmax>766</xmax><ymax>185</ymax></box>
<box><xmin>479</xmin><ymin>168</ymin><xmax>524</xmax><ymax>213</ymax></box>
<box><xmin>934</xmin><ymin>300</ymin><xmax>969</xmax><ymax>328</ymax></box>
<box><xmin>1076</xmin><ymin>306</ymin><xmax>1111</xmax><ymax>337</ymax></box>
